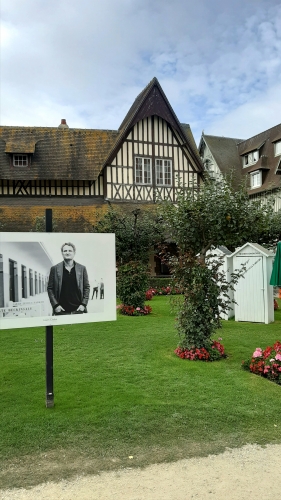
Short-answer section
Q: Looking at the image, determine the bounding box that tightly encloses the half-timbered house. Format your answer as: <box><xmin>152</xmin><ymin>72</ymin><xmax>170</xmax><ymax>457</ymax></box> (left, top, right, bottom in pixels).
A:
<box><xmin>0</xmin><ymin>78</ymin><xmax>202</xmax><ymax>231</ymax></box>
<box><xmin>198</xmin><ymin>123</ymin><xmax>281</xmax><ymax>209</ymax></box>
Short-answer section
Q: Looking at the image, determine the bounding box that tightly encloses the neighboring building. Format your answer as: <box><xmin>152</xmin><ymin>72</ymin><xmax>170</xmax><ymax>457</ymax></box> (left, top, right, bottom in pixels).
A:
<box><xmin>0</xmin><ymin>77</ymin><xmax>203</xmax><ymax>233</ymax></box>
<box><xmin>198</xmin><ymin>123</ymin><xmax>281</xmax><ymax>208</ymax></box>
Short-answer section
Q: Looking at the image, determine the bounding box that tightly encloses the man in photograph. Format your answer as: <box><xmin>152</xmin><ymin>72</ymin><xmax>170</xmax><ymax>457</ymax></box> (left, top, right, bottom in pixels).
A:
<box><xmin>47</xmin><ymin>242</ymin><xmax>90</xmax><ymax>315</ymax></box>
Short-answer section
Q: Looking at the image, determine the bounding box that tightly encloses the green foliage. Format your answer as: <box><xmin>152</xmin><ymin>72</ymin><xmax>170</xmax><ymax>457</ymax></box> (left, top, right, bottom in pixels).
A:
<box><xmin>117</xmin><ymin>261</ymin><xmax>149</xmax><ymax>309</ymax></box>
<box><xmin>93</xmin><ymin>205</ymin><xmax>163</xmax><ymax>265</ymax></box>
<box><xmin>160</xmin><ymin>176</ymin><xmax>276</xmax><ymax>350</ymax></box>
<box><xmin>30</xmin><ymin>215</ymin><xmax>58</xmax><ymax>232</ymax></box>
<box><xmin>161</xmin><ymin>176</ymin><xmax>281</xmax><ymax>260</ymax></box>
<box><xmin>170</xmin><ymin>251</ymin><xmax>243</xmax><ymax>349</ymax></box>
<box><xmin>1</xmin><ymin>299</ymin><xmax>281</xmax><ymax>488</ymax></box>
<box><xmin>93</xmin><ymin>206</ymin><xmax>164</xmax><ymax>310</ymax></box>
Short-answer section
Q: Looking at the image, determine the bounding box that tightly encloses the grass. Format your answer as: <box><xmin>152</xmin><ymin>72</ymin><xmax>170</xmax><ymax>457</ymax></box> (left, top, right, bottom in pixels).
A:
<box><xmin>1</xmin><ymin>296</ymin><xmax>281</xmax><ymax>488</ymax></box>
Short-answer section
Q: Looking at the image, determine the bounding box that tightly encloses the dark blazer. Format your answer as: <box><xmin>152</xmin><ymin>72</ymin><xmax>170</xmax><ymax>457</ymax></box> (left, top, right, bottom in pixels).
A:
<box><xmin>47</xmin><ymin>261</ymin><xmax>90</xmax><ymax>312</ymax></box>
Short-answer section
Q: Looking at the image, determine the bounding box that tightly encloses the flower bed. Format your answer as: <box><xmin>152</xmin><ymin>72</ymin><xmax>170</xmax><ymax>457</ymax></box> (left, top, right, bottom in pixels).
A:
<box><xmin>145</xmin><ymin>286</ymin><xmax>182</xmax><ymax>300</ymax></box>
<box><xmin>242</xmin><ymin>341</ymin><xmax>281</xmax><ymax>385</ymax></box>
<box><xmin>117</xmin><ymin>304</ymin><xmax>152</xmax><ymax>316</ymax></box>
<box><xmin>174</xmin><ymin>339</ymin><xmax>226</xmax><ymax>362</ymax></box>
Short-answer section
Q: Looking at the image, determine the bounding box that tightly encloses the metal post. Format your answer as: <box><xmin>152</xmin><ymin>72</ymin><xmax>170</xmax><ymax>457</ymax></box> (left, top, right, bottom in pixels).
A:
<box><xmin>45</xmin><ymin>209</ymin><xmax>54</xmax><ymax>408</ymax></box>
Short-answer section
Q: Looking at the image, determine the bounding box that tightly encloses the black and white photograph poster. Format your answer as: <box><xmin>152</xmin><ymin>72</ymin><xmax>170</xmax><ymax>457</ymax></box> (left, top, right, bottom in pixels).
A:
<box><xmin>0</xmin><ymin>232</ymin><xmax>116</xmax><ymax>329</ymax></box>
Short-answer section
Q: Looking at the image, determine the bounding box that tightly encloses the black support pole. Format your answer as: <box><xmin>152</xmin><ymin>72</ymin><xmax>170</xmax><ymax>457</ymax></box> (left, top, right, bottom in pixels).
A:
<box><xmin>45</xmin><ymin>209</ymin><xmax>54</xmax><ymax>408</ymax></box>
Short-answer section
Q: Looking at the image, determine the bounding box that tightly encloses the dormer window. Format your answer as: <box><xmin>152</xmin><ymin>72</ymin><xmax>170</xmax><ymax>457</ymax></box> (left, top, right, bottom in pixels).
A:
<box><xmin>250</xmin><ymin>170</ymin><xmax>262</xmax><ymax>189</ymax></box>
<box><xmin>275</xmin><ymin>140</ymin><xmax>281</xmax><ymax>157</ymax></box>
<box><xmin>13</xmin><ymin>154</ymin><xmax>28</xmax><ymax>167</ymax></box>
<box><xmin>243</xmin><ymin>150</ymin><xmax>259</xmax><ymax>167</ymax></box>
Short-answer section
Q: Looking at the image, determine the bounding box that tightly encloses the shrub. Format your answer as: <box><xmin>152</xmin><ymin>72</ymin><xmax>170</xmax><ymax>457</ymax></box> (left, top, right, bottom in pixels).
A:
<box><xmin>117</xmin><ymin>261</ymin><xmax>149</xmax><ymax>310</ymax></box>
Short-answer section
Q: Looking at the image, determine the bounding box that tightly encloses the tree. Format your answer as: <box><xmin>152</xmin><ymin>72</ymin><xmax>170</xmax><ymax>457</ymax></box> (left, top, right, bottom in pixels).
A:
<box><xmin>93</xmin><ymin>205</ymin><xmax>164</xmax><ymax>310</ymax></box>
<box><xmin>160</xmin><ymin>176</ymin><xmax>281</xmax><ymax>350</ymax></box>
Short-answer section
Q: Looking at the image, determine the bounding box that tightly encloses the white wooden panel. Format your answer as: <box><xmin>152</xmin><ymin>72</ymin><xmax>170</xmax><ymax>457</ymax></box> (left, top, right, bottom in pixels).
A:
<box><xmin>117</xmin><ymin>150</ymin><xmax>122</xmax><ymax>165</ymax></box>
<box><xmin>154</xmin><ymin>118</ymin><xmax>159</xmax><ymax>142</ymax></box>
<box><xmin>174</xmin><ymin>148</ymin><xmax>178</xmax><ymax>170</ymax></box>
<box><xmin>99</xmin><ymin>177</ymin><xmax>103</xmax><ymax>195</ymax></box>
<box><xmin>164</xmin><ymin>146</ymin><xmax>168</xmax><ymax>156</ymax></box>
<box><xmin>128</xmin><ymin>142</ymin><xmax>133</xmax><ymax>166</ymax></box>
<box><xmin>168</xmin><ymin>127</ymin><xmax>172</xmax><ymax>143</ymax></box>
<box><xmin>107</xmin><ymin>183</ymin><xmax>112</xmax><ymax>199</ymax></box>
<box><xmin>134</xmin><ymin>143</ymin><xmax>138</xmax><ymax>155</ymax></box>
<box><xmin>148</xmin><ymin>117</ymin><xmax>152</xmax><ymax>142</ymax></box>
<box><xmin>107</xmin><ymin>166</ymin><xmax>111</xmax><ymax>182</ymax></box>
<box><xmin>235</xmin><ymin>257</ymin><xmax>264</xmax><ymax>322</ymax></box>
<box><xmin>118</xmin><ymin>167</ymin><xmax>123</xmax><ymax>183</ymax></box>
<box><xmin>169</xmin><ymin>146</ymin><xmax>173</xmax><ymax>157</ymax></box>
<box><xmin>138</xmin><ymin>121</ymin><xmax>143</xmax><ymax>141</ymax></box>
<box><xmin>158</xmin><ymin>118</ymin><xmax>163</xmax><ymax>143</ymax></box>
<box><xmin>155</xmin><ymin>145</ymin><xmax>159</xmax><ymax>156</ymax></box>
<box><xmin>139</xmin><ymin>143</ymin><xmax>143</xmax><ymax>155</ymax></box>
<box><xmin>159</xmin><ymin>145</ymin><xmax>163</xmax><ymax>157</ymax></box>
<box><xmin>112</xmin><ymin>167</ymin><xmax>117</xmax><ymax>183</ymax></box>
<box><xmin>127</xmin><ymin>131</ymin><xmax>132</xmax><ymax>140</ymax></box>
<box><xmin>128</xmin><ymin>167</ymin><xmax>133</xmax><ymax>184</ymax></box>
<box><xmin>143</xmin><ymin>119</ymin><xmax>147</xmax><ymax>141</ymax></box>
<box><xmin>111</xmin><ymin>157</ymin><xmax>116</xmax><ymax>166</ymax></box>
<box><xmin>149</xmin><ymin>144</ymin><xmax>152</xmax><ymax>155</ymax></box>
<box><xmin>123</xmin><ymin>143</ymin><xmax>128</xmax><ymax>167</ymax></box>
<box><xmin>143</xmin><ymin>143</ymin><xmax>148</xmax><ymax>155</ymax></box>
<box><xmin>163</xmin><ymin>122</ymin><xmax>168</xmax><ymax>143</ymax></box>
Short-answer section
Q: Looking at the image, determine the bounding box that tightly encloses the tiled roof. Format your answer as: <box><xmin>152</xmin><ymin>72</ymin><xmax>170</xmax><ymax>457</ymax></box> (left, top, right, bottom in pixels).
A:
<box><xmin>202</xmin><ymin>135</ymin><xmax>243</xmax><ymax>182</ymax></box>
<box><xmin>238</xmin><ymin>123</ymin><xmax>281</xmax><ymax>194</ymax></box>
<box><xmin>181</xmin><ymin>123</ymin><xmax>201</xmax><ymax>162</ymax></box>
<box><xmin>0</xmin><ymin>127</ymin><xmax>119</xmax><ymax>180</ymax></box>
<box><xmin>202</xmin><ymin>124</ymin><xmax>281</xmax><ymax>195</ymax></box>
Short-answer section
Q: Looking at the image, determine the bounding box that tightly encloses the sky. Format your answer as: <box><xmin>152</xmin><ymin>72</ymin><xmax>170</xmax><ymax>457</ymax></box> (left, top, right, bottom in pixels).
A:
<box><xmin>1</xmin><ymin>0</ymin><xmax>280</xmax><ymax>144</ymax></box>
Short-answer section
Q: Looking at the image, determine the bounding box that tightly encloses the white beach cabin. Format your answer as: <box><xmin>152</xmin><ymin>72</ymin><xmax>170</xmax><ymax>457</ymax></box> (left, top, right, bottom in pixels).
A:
<box><xmin>232</xmin><ymin>242</ymin><xmax>274</xmax><ymax>324</ymax></box>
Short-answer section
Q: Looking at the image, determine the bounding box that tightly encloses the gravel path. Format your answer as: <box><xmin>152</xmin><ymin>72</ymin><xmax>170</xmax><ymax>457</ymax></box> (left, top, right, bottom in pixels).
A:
<box><xmin>1</xmin><ymin>443</ymin><xmax>280</xmax><ymax>500</ymax></box>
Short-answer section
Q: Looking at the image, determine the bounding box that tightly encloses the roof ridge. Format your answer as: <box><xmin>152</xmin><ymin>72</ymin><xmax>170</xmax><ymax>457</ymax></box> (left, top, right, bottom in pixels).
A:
<box><xmin>237</xmin><ymin>122</ymin><xmax>281</xmax><ymax>145</ymax></box>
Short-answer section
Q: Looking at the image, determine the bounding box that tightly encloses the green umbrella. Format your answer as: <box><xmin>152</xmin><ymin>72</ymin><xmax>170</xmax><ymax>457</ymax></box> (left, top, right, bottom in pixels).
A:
<box><xmin>270</xmin><ymin>241</ymin><xmax>281</xmax><ymax>286</ymax></box>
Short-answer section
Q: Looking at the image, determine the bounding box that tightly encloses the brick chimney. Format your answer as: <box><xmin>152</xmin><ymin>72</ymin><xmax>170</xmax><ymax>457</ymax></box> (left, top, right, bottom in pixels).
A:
<box><xmin>58</xmin><ymin>119</ymin><xmax>69</xmax><ymax>128</ymax></box>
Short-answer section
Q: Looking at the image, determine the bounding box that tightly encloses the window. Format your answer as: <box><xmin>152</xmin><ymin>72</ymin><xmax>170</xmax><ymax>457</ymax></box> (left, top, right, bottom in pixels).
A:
<box><xmin>9</xmin><ymin>259</ymin><xmax>18</xmax><ymax>302</ymax></box>
<box><xmin>35</xmin><ymin>271</ymin><xmax>38</xmax><ymax>294</ymax></box>
<box><xmin>275</xmin><ymin>140</ymin><xmax>281</xmax><ymax>157</ymax></box>
<box><xmin>13</xmin><ymin>154</ymin><xmax>28</xmax><ymax>167</ymax></box>
<box><xmin>250</xmin><ymin>171</ymin><xmax>262</xmax><ymax>189</ymax></box>
<box><xmin>243</xmin><ymin>150</ymin><xmax>259</xmax><ymax>167</ymax></box>
<box><xmin>156</xmin><ymin>159</ymin><xmax>172</xmax><ymax>186</ymax></box>
<box><xmin>29</xmin><ymin>269</ymin><xmax>34</xmax><ymax>296</ymax></box>
<box><xmin>21</xmin><ymin>265</ymin><xmax>27</xmax><ymax>298</ymax></box>
<box><xmin>135</xmin><ymin>157</ymin><xmax>151</xmax><ymax>184</ymax></box>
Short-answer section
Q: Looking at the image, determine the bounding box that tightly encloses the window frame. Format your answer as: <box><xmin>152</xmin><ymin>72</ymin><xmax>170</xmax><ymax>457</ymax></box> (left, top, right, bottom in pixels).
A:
<box><xmin>155</xmin><ymin>158</ymin><xmax>172</xmax><ymax>187</ymax></box>
<box><xmin>243</xmin><ymin>150</ymin><xmax>259</xmax><ymax>168</ymax></box>
<box><xmin>250</xmin><ymin>170</ymin><xmax>262</xmax><ymax>189</ymax></box>
<box><xmin>135</xmin><ymin>157</ymin><xmax>152</xmax><ymax>185</ymax></box>
<box><xmin>13</xmin><ymin>154</ymin><xmax>29</xmax><ymax>167</ymax></box>
<box><xmin>274</xmin><ymin>140</ymin><xmax>281</xmax><ymax>157</ymax></box>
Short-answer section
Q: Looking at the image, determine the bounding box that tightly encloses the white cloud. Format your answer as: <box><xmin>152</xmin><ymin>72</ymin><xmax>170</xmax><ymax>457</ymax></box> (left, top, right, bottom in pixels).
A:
<box><xmin>0</xmin><ymin>0</ymin><xmax>280</xmax><ymax>144</ymax></box>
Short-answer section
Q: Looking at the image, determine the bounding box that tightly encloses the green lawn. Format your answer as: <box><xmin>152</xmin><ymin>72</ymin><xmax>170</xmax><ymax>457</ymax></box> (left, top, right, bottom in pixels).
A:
<box><xmin>1</xmin><ymin>296</ymin><xmax>281</xmax><ymax>488</ymax></box>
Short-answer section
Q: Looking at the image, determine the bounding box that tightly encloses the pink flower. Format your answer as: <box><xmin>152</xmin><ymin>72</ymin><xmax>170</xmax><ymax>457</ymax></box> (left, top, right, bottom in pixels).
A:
<box><xmin>253</xmin><ymin>348</ymin><xmax>263</xmax><ymax>358</ymax></box>
<box><xmin>136</xmin><ymin>307</ymin><xmax>140</xmax><ymax>311</ymax></box>
<box><xmin>275</xmin><ymin>353</ymin><xmax>281</xmax><ymax>361</ymax></box>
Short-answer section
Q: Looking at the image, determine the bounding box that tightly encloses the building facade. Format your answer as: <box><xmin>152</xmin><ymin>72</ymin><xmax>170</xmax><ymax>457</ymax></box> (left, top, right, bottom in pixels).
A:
<box><xmin>0</xmin><ymin>78</ymin><xmax>203</xmax><ymax>233</ymax></box>
<box><xmin>199</xmin><ymin>123</ymin><xmax>281</xmax><ymax>209</ymax></box>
